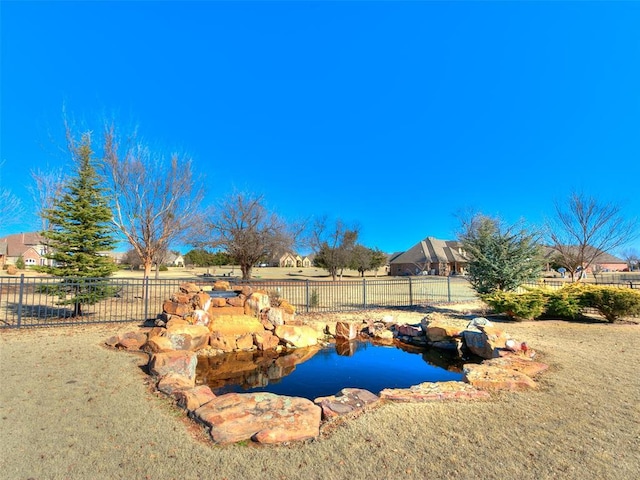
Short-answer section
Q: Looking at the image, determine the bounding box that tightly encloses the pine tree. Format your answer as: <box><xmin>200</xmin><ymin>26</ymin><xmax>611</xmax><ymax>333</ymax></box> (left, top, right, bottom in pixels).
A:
<box><xmin>459</xmin><ymin>215</ymin><xmax>543</xmax><ymax>294</ymax></box>
<box><xmin>35</xmin><ymin>132</ymin><xmax>118</xmax><ymax>316</ymax></box>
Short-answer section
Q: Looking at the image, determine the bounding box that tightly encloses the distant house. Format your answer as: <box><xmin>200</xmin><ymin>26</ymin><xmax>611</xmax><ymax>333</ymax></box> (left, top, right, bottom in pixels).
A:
<box><xmin>543</xmin><ymin>246</ymin><xmax>628</xmax><ymax>273</ymax></box>
<box><xmin>389</xmin><ymin>237</ymin><xmax>468</xmax><ymax>276</ymax></box>
<box><xmin>0</xmin><ymin>232</ymin><xmax>51</xmax><ymax>268</ymax></box>
<box><xmin>165</xmin><ymin>251</ymin><xmax>184</xmax><ymax>267</ymax></box>
<box><xmin>268</xmin><ymin>252</ymin><xmax>313</xmax><ymax>268</ymax></box>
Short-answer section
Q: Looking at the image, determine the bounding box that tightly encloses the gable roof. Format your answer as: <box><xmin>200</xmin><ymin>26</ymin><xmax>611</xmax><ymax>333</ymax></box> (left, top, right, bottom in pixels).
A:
<box><xmin>391</xmin><ymin>237</ymin><xmax>467</xmax><ymax>265</ymax></box>
<box><xmin>0</xmin><ymin>232</ymin><xmax>46</xmax><ymax>257</ymax></box>
<box><xmin>544</xmin><ymin>245</ymin><xmax>626</xmax><ymax>265</ymax></box>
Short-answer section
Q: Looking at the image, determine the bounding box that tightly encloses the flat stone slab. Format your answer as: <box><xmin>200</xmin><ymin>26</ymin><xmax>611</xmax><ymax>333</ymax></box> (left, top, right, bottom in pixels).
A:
<box><xmin>483</xmin><ymin>356</ymin><xmax>549</xmax><ymax>378</ymax></box>
<box><xmin>193</xmin><ymin>392</ymin><xmax>321</xmax><ymax>444</ymax></box>
<box><xmin>314</xmin><ymin>388</ymin><xmax>380</xmax><ymax>419</ymax></box>
<box><xmin>380</xmin><ymin>381</ymin><xmax>490</xmax><ymax>402</ymax></box>
<box><xmin>463</xmin><ymin>364</ymin><xmax>538</xmax><ymax>391</ymax></box>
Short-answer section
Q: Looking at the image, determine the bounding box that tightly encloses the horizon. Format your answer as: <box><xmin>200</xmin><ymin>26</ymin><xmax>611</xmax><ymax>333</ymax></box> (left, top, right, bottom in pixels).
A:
<box><xmin>2</xmin><ymin>1</ymin><xmax>639</xmax><ymax>256</ymax></box>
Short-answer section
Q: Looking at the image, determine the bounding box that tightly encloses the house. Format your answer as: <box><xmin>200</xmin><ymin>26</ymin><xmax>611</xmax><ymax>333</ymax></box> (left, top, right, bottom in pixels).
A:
<box><xmin>165</xmin><ymin>251</ymin><xmax>184</xmax><ymax>267</ymax></box>
<box><xmin>388</xmin><ymin>237</ymin><xmax>468</xmax><ymax>276</ymax></box>
<box><xmin>269</xmin><ymin>252</ymin><xmax>313</xmax><ymax>268</ymax></box>
<box><xmin>543</xmin><ymin>246</ymin><xmax>629</xmax><ymax>273</ymax></box>
<box><xmin>0</xmin><ymin>232</ymin><xmax>51</xmax><ymax>268</ymax></box>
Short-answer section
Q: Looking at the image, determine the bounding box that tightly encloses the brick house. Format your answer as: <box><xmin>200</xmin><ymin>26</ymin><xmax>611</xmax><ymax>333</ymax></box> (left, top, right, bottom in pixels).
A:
<box><xmin>389</xmin><ymin>237</ymin><xmax>468</xmax><ymax>276</ymax></box>
<box><xmin>0</xmin><ymin>232</ymin><xmax>51</xmax><ymax>268</ymax></box>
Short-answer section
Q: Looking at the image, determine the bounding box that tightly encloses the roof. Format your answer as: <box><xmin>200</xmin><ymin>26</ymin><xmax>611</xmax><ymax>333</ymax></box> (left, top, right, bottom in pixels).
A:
<box><xmin>544</xmin><ymin>245</ymin><xmax>626</xmax><ymax>264</ymax></box>
<box><xmin>0</xmin><ymin>232</ymin><xmax>45</xmax><ymax>257</ymax></box>
<box><xmin>390</xmin><ymin>237</ymin><xmax>467</xmax><ymax>265</ymax></box>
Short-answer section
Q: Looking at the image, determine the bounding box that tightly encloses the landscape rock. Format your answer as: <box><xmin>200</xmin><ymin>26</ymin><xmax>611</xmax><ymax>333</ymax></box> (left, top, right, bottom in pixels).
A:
<box><xmin>314</xmin><ymin>388</ymin><xmax>379</xmax><ymax>419</ymax></box>
<box><xmin>148</xmin><ymin>350</ymin><xmax>198</xmax><ymax>381</ymax></box>
<box><xmin>157</xmin><ymin>372</ymin><xmax>195</xmax><ymax>395</ymax></box>
<box><xmin>193</xmin><ymin>392</ymin><xmax>321</xmax><ymax>444</ymax></box>
<box><xmin>174</xmin><ymin>385</ymin><xmax>216</xmax><ymax>411</ymax></box>
<box><xmin>380</xmin><ymin>381</ymin><xmax>490</xmax><ymax>401</ymax></box>
<box><xmin>335</xmin><ymin>321</ymin><xmax>359</xmax><ymax>340</ymax></box>
<box><xmin>165</xmin><ymin>324</ymin><xmax>210</xmax><ymax>351</ymax></box>
<box><xmin>463</xmin><ymin>363</ymin><xmax>538</xmax><ymax>391</ymax></box>
<box><xmin>274</xmin><ymin>325</ymin><xmax>319</xmax><ymax>348</ymax></box>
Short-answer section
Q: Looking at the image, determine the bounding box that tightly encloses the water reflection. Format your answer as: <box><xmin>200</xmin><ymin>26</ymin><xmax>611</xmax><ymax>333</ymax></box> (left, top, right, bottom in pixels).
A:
<box><xmin>197</xmin><ymin>340</ymin><xmax>478</xmax><ymax>400</ymax></box>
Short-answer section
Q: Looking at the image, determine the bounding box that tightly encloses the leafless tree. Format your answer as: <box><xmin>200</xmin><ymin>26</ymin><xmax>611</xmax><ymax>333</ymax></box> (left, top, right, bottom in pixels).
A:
<box><xmin>28</xmin><ymin>167</ymin><xmax>66</xmax><ymax>232</ymax></box>
<box><xmin>200</xmin><ymin>192</ymin><xmax>297</xmax><ymax>280</ymax></box>
<box><xmin>545</xmin><ymin>192</ymin><xmax>639</xmax><ymax>281</ymax></box>
<box><xmin>101</xmin><ymin>125</ymin><xmax>205</xmax><ymax>278</ymax></box>
<box><xmin>307</xmin><ymin>216</ymin><xmax>360</xmax><ymax>280</ymax></box>
<box><xmin>0</xmin><ymin>188</ymin><xmax>24</xmax><ymax>228</ymax></box>
<box><xmin>621</xmin><ymin>248</ymin><xmax>640</xmax><ymax>272</ymax></box>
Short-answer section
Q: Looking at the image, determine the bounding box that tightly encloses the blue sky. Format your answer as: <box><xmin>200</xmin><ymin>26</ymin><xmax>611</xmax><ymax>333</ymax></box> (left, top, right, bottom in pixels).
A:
<box><xmin>1</xmin><ymin>1</ymin><xmax>639</xmax><ymax>255</ymax></box>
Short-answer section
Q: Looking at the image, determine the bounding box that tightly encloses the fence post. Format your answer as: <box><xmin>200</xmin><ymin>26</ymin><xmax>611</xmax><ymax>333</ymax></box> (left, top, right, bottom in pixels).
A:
<box><xmin>363</xmin><ymin>278</ymin><xmax>367</xmax><ymax>309</ymax></box>
<box><xmin>17</xmin><ymin>274</ymin><xmax>25</xmax><ymax>328</ymax></box>
<box><xmin>305</xmin><ymin>279</ymin><xmax>310</xmax><ymax>313</ymax></box>
<box><xmin>144</xmin><ymin>277</ymin><xmax>149</xmax><ymax>322</ymax></box>
<box><xmin>408</xmin><ymin>277</ymin><xmax>413</xmax><ymax>306</ymax></box>
<box><xmin>447</xmin><ymin>276</ymin><xmax>452</xmax><ymax>302</ymax></box>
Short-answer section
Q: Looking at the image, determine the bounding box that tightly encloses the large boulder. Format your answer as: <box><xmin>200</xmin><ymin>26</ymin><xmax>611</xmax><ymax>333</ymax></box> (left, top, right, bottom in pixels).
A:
<box><xmin>461</xmin><ymin>318</ymin><xmax>512</xmax><ymax>359</ymax></box>
<box><xmin>148</xmin><ymin>351</ymin><xmax>198</xmax><ymax>381</ymax></box>
<box><xmin>165</xmin><ymin>324</ymin><xmax>210</xmax><ymax>351</ymax></box>
<box><xmin>174</xmin><ymin>385</ymin><xmax>216</xmax><ymax>411</ymax></box>
<box><xmin>335</xmin><ymin>321</ymin><xmax>359</xmax><ymax>340</ymax></box>
<box><xmin>274</xmin><ymin>325</ymin><xmax>319</xmax><ymax>348</ymax></box>
<box><xmin>194</xmin><ymin>392</ymin><xmax>322</xmax><ymax>444</ymax></box>
<box><xmin>314</xmin><ymin>388</ymin><xmax>379</xmax><ymax>420</ymax></box>
<box><xmin>208</xmin><ymin>314</ymin><xmax>266</xmax><ymax>337</ymax></box>
<box><xmin>421</xmin><ymin>317</ymin><xmax>468</xmax><ymax>342</ymax></box>
<box><xmin>463</xmin><ymin>363</ymin><xmax>538</xmax><ymax>391</ymax></box>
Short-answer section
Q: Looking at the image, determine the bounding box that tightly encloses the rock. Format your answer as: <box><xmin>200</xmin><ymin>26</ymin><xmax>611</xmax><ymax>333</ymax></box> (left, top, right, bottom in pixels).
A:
<box><xmin>208</xmin><ymin>314</ymin><xmax>265</xmax><ymax>337</ymax></box>
<box><xmin>144</xmin><ymin>335</ymin><xmax>174</xmax><ymax>353</ymax></box>
<box><xmin>335</xmin><ymin>321</ymin><xmax>359</xmax><ymax>340</ymax></box>
<box><xmin>245</xmin><ymin>292</ymin><xmax>271</xmax><ymax>316</ymax></box>
<box><xmin>209</xmin><ymin>332</ymin><xmax>236</xmax><ymax>352</ymax></box>
<box><xmin>462</xmin><ymin>324</ymin><xmax>511</xmax><ymax>359</ymax></box>
<box><xmin>157</xmin><ymin>372</ymin><xmax>195</xmax><ymax>395</ymax></box>
<box><xmin>174</xmin><ymin>385</ymin><xmax>216</xmax><ymax>411</ymax></box>
<box><xmin>380</xmin><ymin>381</ymin><xmax>490</xmax><ymax>401</ymax></box>
<box><xmin>212</xmin><ymin>280</ymin><xmax>231</xmax><ymax>291</ymax></box>
<box><xmin>421</xmin><ymin>317</ymin><xmax>467</xmax><ymax>342</ymax></box>
<box><xmin>226</xmin><ymin>294</ymin><xmax>246</xmax><ymax>308</ymax></box>
<box><xmin>180</xmin><ymin>282</ymin><xmax>201</xmax><ymax>294</ymax></box>
<box><xmin>482</xmin><ymin>356</ymin><xmax>549</xmax><ymax>378</ymax></box>
<box><xmin>235</xmin><ymin>333</ymin><xmax>254</xmax><ymax>350</ymax></box>
<box><xmin>395</xmin><ymin>324</ymin><xmax>423</xmax><ymax>337</ymax></box>
<box><xmin>162</xmin><ymin>300</ymin><xmax>191</xmax><ymax>317</ymax></box>
<box><xmin>193</xmin><ymin>392</ymin><xmax>321</xmax><ymax>444</ymax></box>
<box><xmin>253</xmin><ymin>331</ymin><xmax>280</xmax><ymax>351</ymax></box>
<box><xmin>165</xmin><ymin>324</ymin><xmax>210</xmax><ymax>351</ymax></box>
<box><xmin>148</xmin><ymin>351</ymin><xmax>198</xmax><ymax>381</ymax></box>
<box><xmin>210</xmin><ymin>297</ymin><xmax>227</xmax><ymax>307</ymax></box>
<box><xmin>209</xmin><ymin>306</ymin><xmax>246</xmax><ymax>318</ymax></box>
<box><xmin>314</xmin><ymin>388</ymin><xmax>379</xmax><ymax>420</ymax></box>
<box><xmin>114</xmin><ymin>331</ymin><xmax>148</xmax><ymax>351</ymax></box>
<box><xmin>265</xmin><ymin>307</ymin><xmax>285</xmax><ymax>326</ymax></box>
<box><xmin>274</xmin><ymin>325</ymin><xmax>319</xmax><ymax>348</ymax></box>
<box><xmin>463</xmin><ymin>364</ymin><xmax>538</xmax><ymax>391</ymax></box>
<box><xmin>191</xmin><ymin>292</ymin><xmax>211</xmax><ymax>310</ymax></box>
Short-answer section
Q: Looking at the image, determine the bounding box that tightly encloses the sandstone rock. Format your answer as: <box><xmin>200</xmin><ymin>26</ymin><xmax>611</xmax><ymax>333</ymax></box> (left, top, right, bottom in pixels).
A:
<box><xmin>148</xmin><ymin>351</ymin><xmax>198</xmax><ymax>381</ymax></box>
<box><xmin>463</xmin><ymin>364</ymin><xmax>537</xmax><ymax>391</ymax></box>
<box><xmin>191</xmin><ymin>292</ymin><xmax>211</xmax><ymax>310</ymax></box>
<box><xmin>314</xmin><ymin>388</ymin><xmax>379</xmax><ymax>420</ymax></box>
<box><xmin>209</xmin><ymin>306</ymin><xmax>246</xmax><ymax>318</ymax></box>
<box><xmin>174</xmin><ymin>385</ymin><xmax>216</xmax><ymax>411</ymax></box>
<box><xmin>170</xmin><ymin>292</ymin><xmax>191</xmax><ymax>304</ymax></box>
<box><xmin>395</xmin><ymin>324</ymin><xmax>423</xmax><ymax>337</ymax></box>
<box><xmin>209</xmin><ymin>332</ymin><xmax>236</xmax><ymax>352</ymax></box>
<box><xmin>335</xmin><ymin>321</ymin><xmax>359</xmax><ymax>340</ymax></box>
<box><xmin>254</xmin><ymin>331</ymin><xmax>280</xmax><ymax>351</ymax></box>
<box><xmin>462</xmin><ymin>324</ymin><xmax>511</xmax><ymax>359</ymax></box>
<box><xmin>162</xmin><ymin>300</ymin><xmax>191</xmax><ymax>317</ymax></box>
<box><xmin>213</xmin><ymin>280</ymin><xmax>231</xmax><ymax>291</ymax></box>
<box><xmin>279</xmin><ymin>300</ymin><xmax>296</xmax><ymax>315</ymax></box>
<box><xmin>226</xmin><ymin>295</ymin><xmax>246</xmax><ymax>308</ymax></box>
<box><xmin>114</xmin><ymin>331</ymin><xmax>148</xmax><ymax>351</ymax></box>
<box><xmin>421</xmin><ymin>318</ymin><xmax>467</xmax><ymax>342</ymax></box>
<box><xmin>245</xmin><ymin>292</ymin><xmax>271</xmax><ymax>317</ymax></box>
<box><xmin>157</xmin><ymin>372</ymin><xmax>195</xmax><ymax>395</ymax></box>
<box><xmin>166</xmin><ymin>317</ymin><xmax>191</xmax><ymax>329</ymax></box>
<box><xmin>274</xmin><ymin>325</ymin><xmax>319</xmax><ymax>348</ymax></box>
<box><xmin>188</xmin><ymin>309</ymin><xmax>210</xmax><ymax>327</ymax></box>
<box><xmin>265</xmin><ymin>307</ymin><xmax>285</xmax><ymax>326</ymax></box>
<box><xmin>194</xmin><ymin>392</ymin><xmax>321</xmax><ymax>444</ymax></box>
<box><xmin>235</xmin><ymin>333</ymin><xmax>254</xmax><ymax>350</ymax></box>
<box><xmin>165</xmin><ymin>324</ymin><xmax>210</xmax><ymax>351</ymax></box>
<box><xmin>483</xmin><ymin>356</ymin><xmax>549</xmax><ymax>378</ymax></box>
<box><xmin>208</xmin><ymin>314</ymin><xmax>265</xmax><ymax>337</ymax></box>
<box><xmin>380</xmin><ymin>381</ymin><xmax>490</xmax><ymax>401</ymax></box>
<box><xmin>144</xmin><ymin>335</ymin><xmax>174</xmax><ymax>353</ymax></box>
<box><xmin>180</xmin><ymin>282</ymin><xmax>201</xmax><ymax>295</ymax></box>
<box><xmin>210</xmin><ymin>297</ymin><xmax>227</xmax><ymax>307</ymax></box>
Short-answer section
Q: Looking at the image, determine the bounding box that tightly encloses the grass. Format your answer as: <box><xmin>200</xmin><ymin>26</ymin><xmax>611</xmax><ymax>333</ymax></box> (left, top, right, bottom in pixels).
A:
<box><xmin>1</xmin><ymin>307</ymin><xmax>639</xmax><ymax>479</ymax></box>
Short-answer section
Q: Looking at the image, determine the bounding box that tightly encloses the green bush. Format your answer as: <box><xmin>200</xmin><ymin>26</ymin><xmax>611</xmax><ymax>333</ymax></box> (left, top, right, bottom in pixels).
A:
<box><xmin>159</xmin><ymin>265</ymin><xmax>169</xmax><ymax>272</ymax></box>
<box><xmin>309</xmin><ymin>288</ymin><xmax>319</xmax><ymax>308</ymax></box>
<box><xmin>579</xmin><ymin>285</ymin><xmax>640</xmax><ymax>323</ymax></box>
<box><xmin>481</xmin><ymin>290</ymin><xmax>547</xmax><ymax>321</ymax></box>
<box><xmin>15</xmin><ymin>256</ymin><xmax>25</xmax><ymax>270</ymax></box>
<box><xmin>541</xmin><ymin>287</ymin><xmax>583</xmax><ymax>320</ymax></box>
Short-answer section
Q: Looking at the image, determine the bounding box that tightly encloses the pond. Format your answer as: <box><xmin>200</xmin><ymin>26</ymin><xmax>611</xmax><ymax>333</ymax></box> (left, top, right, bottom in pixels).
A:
<box><xmin>196</xmin><ymin>340</ymin><xmax>481</xmax><ymax>401</ymax></box>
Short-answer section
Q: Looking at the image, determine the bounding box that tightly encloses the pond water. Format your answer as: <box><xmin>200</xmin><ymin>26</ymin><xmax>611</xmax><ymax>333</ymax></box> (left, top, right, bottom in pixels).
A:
<box><xmin>196</xmin><ymin>340</ymin><xmax>480</xmax><ymax>401</ymax></box>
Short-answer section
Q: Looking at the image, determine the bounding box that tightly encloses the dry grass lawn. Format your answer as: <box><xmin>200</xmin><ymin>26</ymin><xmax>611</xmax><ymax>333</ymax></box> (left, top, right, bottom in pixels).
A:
<box><xmin>1</xmin><ymin>305</ymin><xmax>639</xmax><ymax>480</ymax></box>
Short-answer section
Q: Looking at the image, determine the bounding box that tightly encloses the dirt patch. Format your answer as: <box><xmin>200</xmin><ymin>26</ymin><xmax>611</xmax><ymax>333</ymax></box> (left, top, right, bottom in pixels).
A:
<box><xmin>1</xmin><ymin>306</ymin><xmax>639</xmax><ymax>479</ymax></box>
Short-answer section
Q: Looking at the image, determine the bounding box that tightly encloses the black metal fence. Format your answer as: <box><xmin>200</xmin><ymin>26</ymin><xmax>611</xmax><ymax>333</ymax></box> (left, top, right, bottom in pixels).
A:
<box><xmin>0</xmin><ymin>275</ymin><xmax>478</xmax><ymax>328</ymax></box>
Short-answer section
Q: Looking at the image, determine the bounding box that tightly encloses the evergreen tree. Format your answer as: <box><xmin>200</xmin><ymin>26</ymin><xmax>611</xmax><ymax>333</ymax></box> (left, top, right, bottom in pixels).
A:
<box><xmin>459</xmin><ymin>214</ymin><xmax>543</xmax><ymax>294</ymax></box>
<box><xmin>35</xmin><ymin>132</ymin><xmax>118</xmax><ymax>316</ymax></box>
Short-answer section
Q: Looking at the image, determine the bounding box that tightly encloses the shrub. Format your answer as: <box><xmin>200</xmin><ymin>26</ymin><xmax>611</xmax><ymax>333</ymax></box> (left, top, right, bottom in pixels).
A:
<box><xmin>542</xmin><ymin>286</ymin><xmax>584</xmax><ymax>320</ymax></box>
<box><xmin>309</xmin><ymin>288</ymin><xmax>319</xmax><ymax>308</ymax></box>
<box><xmin>579</xmin><ymin>285</ymin><xmax>640</xmax><ymax>323</ymax></box>
<box><xmin>15</xmin><ymin>256</ymin><xmax>25</xmax><ymax>270</ymax></box>
<box><xmin>481</xmin><ymin>290</ymin><xmax>547</xmax><ymax>321</ymax></box>
<box><xmin>159</xmin><ymin>265</ymin><xmax>169</xmax><ymax>272</ymax></box>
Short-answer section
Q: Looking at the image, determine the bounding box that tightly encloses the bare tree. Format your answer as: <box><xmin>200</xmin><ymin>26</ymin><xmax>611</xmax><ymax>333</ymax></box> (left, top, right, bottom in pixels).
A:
<box><xmin>101</xmin><ymin>125</ymin><xmax>205</xmax><ymax>278</ymax></box>
<box><xmin>200</xmin><ymin>192</ymin><xmax>296</xmax><ymax>280</ymax></box>
<box><xmin>308</xmin><ymin>217</ymin><xmax>359</xmax><ymax>281</ymax></box>
<box><xmin>621</xmin><ymin>248</ymin><xmax>640</xmax><ymax>272</ymax></box>
<box><xmin>0</xmin><ymin>188</ymin><xmax>24</xmax><ymax>228</ymax></box>
<box><xmin>28</xmin><ymin>167</ymin><xmax>66</xmax><ymax>232</ymax></box>
<box><xmin>545</xmin><ymin>192</ymin><xmax>638</xmax><ymax>281</ymax></box>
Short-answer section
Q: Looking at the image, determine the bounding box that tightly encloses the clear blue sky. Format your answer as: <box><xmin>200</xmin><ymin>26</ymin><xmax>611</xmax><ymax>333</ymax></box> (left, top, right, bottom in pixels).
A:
<box><xmin>2</xmin><ymin>1</ymin><xmax>639</xmax><ymax>255</ymax></box>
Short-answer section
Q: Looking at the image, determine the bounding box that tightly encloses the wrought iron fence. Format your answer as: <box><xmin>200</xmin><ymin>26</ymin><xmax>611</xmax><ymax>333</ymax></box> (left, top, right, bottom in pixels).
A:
<box><xmin>0</xmin><ymin>275</ymin><xmax>477</xmax><ymax>328</ymax></box>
